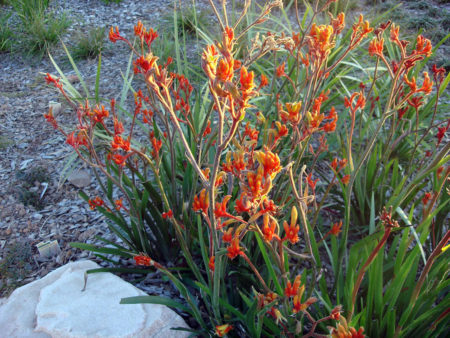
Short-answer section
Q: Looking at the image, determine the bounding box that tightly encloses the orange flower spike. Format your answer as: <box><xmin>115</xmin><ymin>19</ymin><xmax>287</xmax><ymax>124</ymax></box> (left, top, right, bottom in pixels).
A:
<box><xmin>292</xmin><ymin>285</ymin><xmax>305</xmax><ymax>313</ymax></box>
<box><xmin>240</xmin><ymin>66</ymin><xmax>255</xmax><ymax>92</ymax></box>
<box><xmin>418</xmin><ymin>72</ymin><xmax>433</xmax><ymax>95</ymax></box>
<box><xmin>368</xmin><ymin>37</ymin><xmax>384</xmax><ymax>57</ymax></box>
<box><xmin>222</xmin><ymin>227</ymin><xmax>233</xmax><ymax>243</ymax></box>
<box><xmin>203</xmin><ymin>120</ymin><xmax>212</xmax><ymax>137</ymax></box>
<box><xmin>342</xmin><ymin>175</ymin><xmax>350</xmax><ymax>185</ymax></box>
<box><xmin>215</xmin><ymin>324</ymin><xmax>233</xmax><ymax>337</ymax></box>
<box><xmin>235</xmin><ymin>194</ymin><xmax>251</xmax><ymax>214</ymax></box>
<box><xmin>216</xmin><ymin>59</ymin><xmax>233</xmax><ymax>82</ymax></box>
<box><xmin>332</xmin><ymin>12</ymin><xmax>346</xmax><ymax>35</ymax></box>
<box><xmin>255</xmin><ymin>148</ymin><xmax>282</xmax><ymax>179</ymax></box>
<box><xmin>109</xmin><ymin>26</ymin><xmax>123</xmax><ymax>43</ymax></box>
<box><xmin>214</xmin><ymin>195</ymin><xmax>232</xmax><ymax>219</ymax></box>
<box><xmin>134</xmin><ymin>255</ymin><xmax>163</xmax><ymax>269</ymax></box>
<box><xmin>404</xmin><ymin>74</ymin><xmax>417</xmax><ymax>93</ymax></box>
<box><xmin>275</xmin><ymin>121</ymin><xmax>288</xmax><ymax>138</ymax></box>
<box><xmin>416</xmin><ymin>35</ymin><xmax>432</xmax><ymax>57</ymax></box>
<box><xmin>390</xmin><ymin>24</ymin><xmax>400</xmax><ymax>43</ymax></box>
<box><xmin>285</xmin><ymin>274</ymin><xmax>301</xmax><ymax>298</ymax></box>
<box><xmin>193</xmin><ymin>189</ymin><xmax>210</xmax><ymax>214</ymax></box>
<box><xmin>209</xmin><ymin>256</ymin><xmax>215</xmax><ymax>272</ymax></box>
<box><xmin>260</xmin><ymin>74</ymin><xmax>269</xmax><ymax>88</ymax></box>
<box><xmin>134</xmin><ymin>20</ymin><xmax>144</xmax><ymax>37</ymax></box>
<box><xmin>227</xmin><ymin>236</ymin><xmax>243</xmax><ymax>260</ymax></box>
<box><xmin>162</xmin><ymin>209</ymin><xmax>173</xmax><ymax>219</ymax></box>
<box><xmin>331</xmin><ymin>221</ymin><xmax>343</xmax><ymax>236</ymax></box>
<box><xmin>247</xmin><ymin>170</ymin><xmax>263</xmax><ymax>199</ymax></box>
<box><xmin>276</xmin><ymin>62</ymin><xmax>286</xmax><ymax>78</ymax></box>
<box><xmin>262</xmin><ymin>214</ymin><xmax>278</xmax><ymax>242</ymax></box>
<box><xmin>283</xmin><ymin>206</ymin><xmax>300</xmax><ymax>244</ymax></box>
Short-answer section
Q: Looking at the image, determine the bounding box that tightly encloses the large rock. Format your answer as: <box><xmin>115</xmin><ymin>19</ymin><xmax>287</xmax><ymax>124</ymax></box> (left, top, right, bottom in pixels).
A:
<box><xmin>0</xmin><ymin>260</ymin><xmax>189</xmax><ymax>337</ymax></box>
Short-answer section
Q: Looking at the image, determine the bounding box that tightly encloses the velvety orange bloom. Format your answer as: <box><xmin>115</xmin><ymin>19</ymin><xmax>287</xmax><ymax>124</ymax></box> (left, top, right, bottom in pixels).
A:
<box><xmin>115</xmin><ymin>198</ymin><xmax>125</xmax><ymax>211</ymax></box>
<box><xmin>134</xmin><ymin>254</ymin><xmax>163</xmax><ymax>269</ymax></box>
<box><xmin>44</xmin><ymin>110</ymin><xmax>58</xmax><ymax>129</ymax></box>
<box><xmin>216</xmin><ymin>59</ymin><xmax>234</xmax><ymax>82</ymax></box>
<box><xmin>283</xmin><ymin>207</ymin><xmax>300</xmax><ymax>244</ymax></box>
<box><xmin>66</xmin><ymin>131</ymin><xmax>88</xmax><ymax>150</ymax></box>
<box><xmin>404</xmin><ymin>74</ymin><xmax>417</xmax><ymax>92</ymax></box>
<box><xmin>260</xmin><ymin>74</ymin><xmax>269</xmax><ymax>88</ymax></box>
<box><xmin>331</xmin><ymin>12</ymin><xmax>346</xmax><ymax>35</ymax></box>
<box><xmin>415</xmin><ymin>35</ymin><xmax>432</xmax><ymax>57</ymax></box>
<box><xmin>275</xmin><ymin>121</ymin><xmax>288</xmax><ymax>138</ymax></box>
<box><xmin>162</xmin><ymin>209</ymin><xmax>173</xmax><ymax>219</ymax></box>
<box><xmin>215</xmin><ymin>324</ymin><xmax>233</xmax><ymax>337</ymax></box>
<box><xmin>255</xmin><ymin>148</ymin><xmax>282</xmax><ymax>179</ymax></box>
<box><xmin>222</xmin><ymin>227</ymin><xmax>233</xmax><ymax>243</ymax></box>
<box><xmin>280</xmin><ymin>101</ymin><xmax>302</xmax><ymax>124</ymax></box>
<box><xmin>368</xmin><ymin>37</ymin><xmax>384</xmax><ymax>57</ymax></box>
<box><xmin>240</xmin><ymin>66</ymin><xmax>255</xmax><ymax>92</ymax></box>
<box><xmin>247</xmin><ymin>169</ymin><xmax>263</xmax><ymax>198</ymax></box>
<box><xmin>111</xmin><ymin>135</ymin><xmax>131</xmax><ymax>152</ymax></box>
<box><xmin>109</xmin><ymin>26</ymin><xmax>123</xmax><ymax>43</ymax></box>
<box><xmin>227</xmin><ymin>236</ymin><xmax>243</xmax><ymax>259</ymax></box>
<box><xmin>331</xmin><ymin>221</ymin><xmax>343</xmax><ymax>236</ymax></box>
<box><xmin>422</xmin><ymin>192</ymin><xmax>432</xmax><ymax>205</ymax></box>
<box><xmin>150</xmin><ymin>137</ymin><xmax>162</xmax><ymax>158</ymax></box>
<box><xmin>330</xmin><ymin>306</ymin><xmax>342</xmax><ymax>321</ymax></box>
<box><xmin>292</xmin><ymin>285</ymin><xmax>317</xmax><ymax>313</ymax></box>
<box><xmin>309</xmin><ymin>24</ymin><xmax>335</xmax><ymax>55</ymax></box>
<box><xmin>202</xmin><ymin>44</ymin><xmax>219</xmax><ymax>78</ymax></box>
<box><xmin>390</xmin><ymin>24</ymin><xmax>400</xmax><ymax>43</ymax></box>
<box><xmin>307</xmin><ymin>173</ymin><xmax>319</xmax><ymax>191</ymax></box>
<box><xmin>235</xmin><ymin>194</ymin><xmax>251</xmax><ymax>214</ymax></box>
<box><xmin>341</xmin><ymin>174</ymin><xmax>350</xmax><ymax>185</ymax></box>
<box><xmin>285</xmin><ymin>274</ymin><xmax>301</xmax><ymax>298</ymax></box>
<box><xmin>92</xmin><ymin>105</ymin><xmax>109</xmax><ymax>123</ymax></box>
<box><xmin>214</xmin><ymin>195</ymin><xmax>232</xmax><ymax>219</ymax></box>
<box><xmin>276</xmin><ymin>62</ymin><xmax>286</xmax><ymax>78</ymax></box>
<box><xmin>418</xmin><ymin>72</ymin><xmax>432</xmax><ymax>95</ymax></box>
<box><xmin>193</xmin><ymin>189</ymin><xmax>209</xmax><ymax>214</ymax></box>
<box><xmin>209</xmin><ymin>256</ymin><xmax>215</xmax><ymax>271</ymax></box>
<box><xmin>203</xmin><ymin>120</ymin><xmax>212</xmax><ymax>137</ymax></box>
<box><xmin>88</xmin><ymin>196</ymin><xmax>104</xmax><ymax>210</ymax></box>
<box><xmin>262</xmin><ymin>214</ymin><xmax>278</xmax><ymax>242</ymax></box>
<box><xmin>330</xmin><ymin>317</ymin><xmax>365</xmax><ymax>338</ymax></box>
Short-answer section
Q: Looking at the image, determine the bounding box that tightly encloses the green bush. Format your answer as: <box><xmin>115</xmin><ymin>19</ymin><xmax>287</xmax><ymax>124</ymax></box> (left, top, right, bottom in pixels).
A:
<box><xmin>72</xmin><ymin>27</ymin><xmax>106</xmax><ymax>60</ymax></box>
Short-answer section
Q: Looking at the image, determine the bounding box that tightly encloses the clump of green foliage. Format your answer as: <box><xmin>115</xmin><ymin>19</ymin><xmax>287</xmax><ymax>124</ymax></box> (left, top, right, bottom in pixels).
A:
<box><xmin>0</xmin><ymin>241</ymin><xmax>33</xmax><ymax>296</ymax></box>
<box><xmin>72</xmin><ymin>27</ymin><xmax>106</xmax><ymax>60</ymax></box>
<box><xmin>16</xmin><ymin>166</ymin><xmax>50</xmax><ymax>210</ymax></box>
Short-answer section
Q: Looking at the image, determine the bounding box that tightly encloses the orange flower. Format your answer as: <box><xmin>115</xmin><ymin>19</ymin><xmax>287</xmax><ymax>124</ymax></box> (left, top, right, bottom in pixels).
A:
<box><xmin>209</xmin><ymin>256</ymin><xmax>215</xmax><ymax>271</ymax></box>
<box><xmin>276</xmin><ymin>62</ymin><xmax>286</xmax><ymax>78</ymax></box>
<box><xmin>404</xmin><ymin>74</ymin><xmax>417</xmax><ymax>92</ymax></box>
<box><xmin>214</xmin><ymin>195</ymin><xmax>232</xmax><ymax>219</ymax></box>
<box><xmin>240</xmin><ymin>66</ymin><xmax>255</xmax><ymax>93</ymax></box>
<box><xmin>292</xmin><ymin>285</ymin><xmax>317</xmax><ymax>313</ymax></box>
<box><xmin>235</xmin><ymin>193</ymin><xmax>251</xmax><ymax>214</ymax></box>
<box><xmin>162</xmin><ymin>209</ymin><xmax>173</xmax><ymax>219</ymax></box>
<box><xmin>222</xmin><ymin>227</ymin><xmax>233</xmax><ymax>243</ymax></box>
<box><xmin>341</xmin><ymin>174</ymin><xmax>350</xmax><ymax>185</ymax></box>
<box><xmin>109</xmin><ymin>26</ymin><xmax>124</xmax><ymax>43</ymax></box>
<box><xmin>331</xmin><ymin>221</ymin><xmax>343</xmax><ymax>236</ymax></box>
<box><xmin>285</xmin><ymin>274</ymin><xmax>301</xmax><ymax>298</ymax></box>
<box><xmin>203</xmin><ymin>120</ymin><xmax>212</xmax><ymax>137</ymax></box>
<box><xmin>262</xmin><ymin>214</ymin><xmax>278</xmax><ymax>242</ymax></box>
<box><xmin>280</xmin><ymin>101</ymin><xmax>302</xmax><ymax>124</ymax></box>
<box><xmin>332</xmin><ymin>12</ymin><xmax>346</xmax><ymax>35</ymax></box>
<box><xmin>88</xmin><ymin>196</ymin><xmax>104</xmax><ymax>210</ymax></box>
<box><xmin>418</xmin><ymin>72</ymin><xmax>432</xmax><ymax>95</ymax></box>
<box><xmin>216</xmin><ymin>59</ymin><xmax>233</xmax><ymax>82</ymax></box>
<box><xmin>255</xmin><ymin>148</ymin><xmax>282</xmax><ymax>179</ymax></box>
<box><xmin>260</xmin><ymin>74</ymin><xmax>269</xmax><ymax>88</ymax></box>
<box><xmin>193</xmin><ymin>189</ymin><xmax>210</xmax><ymax>214</ymax></box>
<box><xmin>227</xmin><ymin>236</ymin><xmax>243</xmax><ymax>259</ymax></box>
<box><xmin>390</xmin><ymin>24</ymin><xmax>400</xmax><ymax>43</ymax></box>
<box><xmin>422</xmin><ymin>192</ymin><xmax>432</xmax><ymax>205</ymax></box>
<box><xmin>133</xmin><ymin>254</ymin><xmax>163</xmax><ymax>269</ymax></box>
<box><xmin>330</xmin><ymin>317</ymin><xmax>365</xmax><ymax>338</ymax></box>
<box><xmin>283</xmin><ymin>207</ymin><xmax>300</xmax><ymax>244</ymax></box>
<box><xmin>215</xmin><ymin>324</ymin><xmax>233</xmax><ymax>337</ymax></box>
<box><xmin>368</xmin><ymin>37</ymin><xmax>384</xmax><ymax>57</ymax></box>
<box><xmin>415</xmin><ymin>35</ymin><xmax>432</xmax><ymax>57</ymax></box>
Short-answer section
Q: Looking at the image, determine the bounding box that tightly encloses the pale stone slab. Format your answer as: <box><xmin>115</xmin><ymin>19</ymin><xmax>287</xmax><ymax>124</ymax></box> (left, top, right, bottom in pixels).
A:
<box><xmin>0</xmin><ymin>260</ymin><xmax>189</xmax><ymax>338</ymax></box>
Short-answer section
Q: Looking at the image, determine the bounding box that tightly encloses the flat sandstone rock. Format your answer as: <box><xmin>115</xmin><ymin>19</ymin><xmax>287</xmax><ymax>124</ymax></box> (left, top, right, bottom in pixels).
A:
<box><xmin>0</xmin><ymin>260</ymin><xmax>189</xmax><ymax>337</ymax></box>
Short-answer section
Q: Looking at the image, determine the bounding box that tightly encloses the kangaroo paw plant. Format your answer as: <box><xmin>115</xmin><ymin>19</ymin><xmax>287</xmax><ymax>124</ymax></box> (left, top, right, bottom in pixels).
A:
<box><xmin>44</xmin><ymin>0</ymin><xmax>449</xmax><ymax>336</ymax></box>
